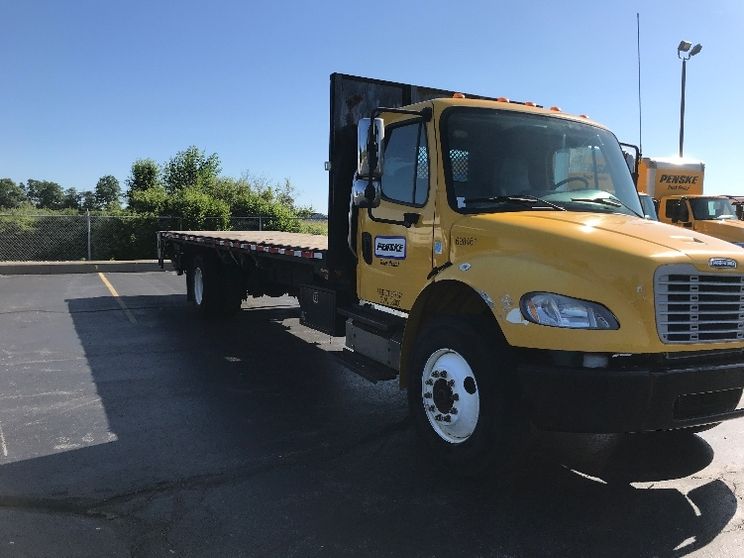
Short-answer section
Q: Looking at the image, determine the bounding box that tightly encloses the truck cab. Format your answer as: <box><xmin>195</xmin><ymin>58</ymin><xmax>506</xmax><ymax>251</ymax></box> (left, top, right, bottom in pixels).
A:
<box><xmin>637</xmin><ymin>156</ymin><xmax>744</xmax><ymax>246</ymax></box>
<box><xmin>348</xmin><ymin>86</ymin><xmax>744</xmax><ymax>467</ymax></box>
<box><xmin>658</xmin><ymin>195</ymin><xmax>744</xmax><ymax>246</ymax></box>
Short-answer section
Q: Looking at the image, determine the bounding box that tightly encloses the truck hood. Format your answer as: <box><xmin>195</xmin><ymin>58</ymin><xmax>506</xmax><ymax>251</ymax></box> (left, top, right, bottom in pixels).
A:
<box><xmin>694</xmin><ymin>218</ymin><xmax>744</xmax><ymax>245</ymax></box>
<box><xmin>450</xmin><ymin>211</ymin><xmax>744</xmax><ymax>269</ymax></box>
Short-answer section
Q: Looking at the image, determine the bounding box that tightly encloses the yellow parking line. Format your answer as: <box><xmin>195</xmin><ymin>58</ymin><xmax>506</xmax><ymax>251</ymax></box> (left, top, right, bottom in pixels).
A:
<box><xmin>98</xmin><ymin>272</ymin><xmax>137</xmax><ymax>324</ymax></box>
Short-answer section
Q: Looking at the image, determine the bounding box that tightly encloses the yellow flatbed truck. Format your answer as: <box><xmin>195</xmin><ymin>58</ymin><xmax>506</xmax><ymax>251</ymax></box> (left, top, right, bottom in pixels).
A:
<box><xmin>638</xmin><ymin>156</ymin><xmax>744</xmax><ymax>246</ymax></box>
<box><xmin>158</xmin><ymin>74</ymin><xmax>744</xmax><ymax>472</ymax></box>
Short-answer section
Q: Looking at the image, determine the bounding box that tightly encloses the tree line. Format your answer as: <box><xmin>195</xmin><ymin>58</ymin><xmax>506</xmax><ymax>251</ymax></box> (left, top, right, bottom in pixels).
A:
<box><xmin>0</xmin><ymin>146</ymin><xmax>319</xmax><ymax>232</ymax></box>
<box><xmin>0</xmin><ymin>176</ymin><xmax>121</xmax><ymax>211</ymax></box>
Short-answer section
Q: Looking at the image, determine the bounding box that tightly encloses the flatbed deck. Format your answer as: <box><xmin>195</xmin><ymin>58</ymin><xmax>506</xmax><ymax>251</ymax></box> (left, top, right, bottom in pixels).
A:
<box><xmin>159</xmin><ymin>230</ymin><xmax>328</xmax><ymax>261</ymax></box>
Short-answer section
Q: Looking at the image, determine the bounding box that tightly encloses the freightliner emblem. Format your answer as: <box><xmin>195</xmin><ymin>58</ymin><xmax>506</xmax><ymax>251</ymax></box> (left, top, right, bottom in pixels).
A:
<box><xmin>709</xmin><ymin>258</ymin><xmax>737</xmax><ymax>269</ymax></box>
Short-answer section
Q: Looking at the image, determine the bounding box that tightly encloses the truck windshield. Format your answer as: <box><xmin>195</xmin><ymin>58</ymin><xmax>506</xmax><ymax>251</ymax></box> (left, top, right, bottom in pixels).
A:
<box><xmin>689</xmin><ymin>197</ymin><xmax>737</xmax><ymax>220</ymax></box>
<box><xmin>443</xmin><ymin>108</ymin><xmax>643</xmax><ymax>216</ymax></box>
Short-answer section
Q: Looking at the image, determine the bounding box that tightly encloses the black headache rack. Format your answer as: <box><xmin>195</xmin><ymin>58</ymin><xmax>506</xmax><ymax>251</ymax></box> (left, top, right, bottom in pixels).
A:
<box><xmin>326</xmin><ymin>73</ymin><xmax>501</xmax><ymax>291</ymax></box>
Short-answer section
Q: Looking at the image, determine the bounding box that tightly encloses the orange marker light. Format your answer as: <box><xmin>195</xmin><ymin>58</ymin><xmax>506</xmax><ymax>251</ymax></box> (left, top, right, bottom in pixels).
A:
<box><xmin>496</xmin><ymin>96</ymin><xmax>510</xmax><ymax>102</ymax></box>
<box><xmin>550</xmin><ymin>106</ymin><xmax>562</xmax><ymax>112</ymax></box>
<box><xmin>452</xmin><ymin>92</ymin><xmax>466</xmax><ymax>99</ymax></box>
<box><xmin>524</xmin><ymin>101</ymin><xmax>536</xmax><ymax>107</ymax></box>
<box><xmin>579</xmin><ymin>114</ymin><xmax>589</xmax><ymax>119</ymax></box>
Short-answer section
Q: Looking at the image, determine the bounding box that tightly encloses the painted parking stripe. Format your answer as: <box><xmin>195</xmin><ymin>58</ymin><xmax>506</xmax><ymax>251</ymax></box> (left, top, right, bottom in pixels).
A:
<box><xmin>97</xmin><ymin>273</ymin><xmax>137</xmax><ymax>324</ymax></box>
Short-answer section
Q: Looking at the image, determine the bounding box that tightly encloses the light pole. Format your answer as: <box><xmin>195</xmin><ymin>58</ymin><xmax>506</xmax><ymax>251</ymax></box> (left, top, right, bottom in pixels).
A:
<box><xmin>677</xmin><ymin>40</ymin><xmax>702</xmax><ymax>158</ymax></box>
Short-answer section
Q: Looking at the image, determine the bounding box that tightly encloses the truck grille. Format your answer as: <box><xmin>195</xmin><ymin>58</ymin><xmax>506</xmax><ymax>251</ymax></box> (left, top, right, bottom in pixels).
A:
<box><xmin>655</xmin><ymin>264</ymin><xmax>744</xmax><ymax>343</ymax></box>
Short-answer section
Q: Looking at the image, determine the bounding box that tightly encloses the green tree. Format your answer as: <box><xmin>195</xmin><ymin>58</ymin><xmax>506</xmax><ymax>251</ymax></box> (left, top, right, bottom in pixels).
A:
<box><xmin>81</xmin><ymin>191</ymin><xmax>97</xmax><ymax>211</ymax></box>
<box><xmin>166</xmin><ymin>186</ymin><xmax>230</xmax><ymax>230</ymax></box>
<box><xmin>163</xmin><ymin>146</ymin><xmax>221</xmax><ymax>194</ymax></box>
<box><xmin>26</xmin><ymin>179</ymin><xmax>64</xmax><ymax>209</ymax></box>
<box><xmin>126</xmin><ymin>159</ymin><xmax>160</xmax><ymax>202</ymax></box>
<box><xmin>61</xmin><ymin>187</ymin><xmax>82</xmax><ymax>210</ymax></box>
<box><xmin>0</xmin><ymin>178</ymin><xmax>27</xmax><ymax>209</ymax></box>
<box><xmin>95</xmin><ymin>175</ymin><xmax>121</xmax><ymax>210</ymax></box>
<box><xmin>128</xmin><ymin>186</ymin><xmax>168</xmax><ymax>215</ymax></box>
<box><xmin>205</xmin><ymin>176</ymin><xmax>249</xmax><ymax>207</ymax></box>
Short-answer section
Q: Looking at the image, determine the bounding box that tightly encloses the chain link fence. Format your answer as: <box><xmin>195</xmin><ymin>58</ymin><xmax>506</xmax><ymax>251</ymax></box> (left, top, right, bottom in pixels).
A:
<box><xmin>0</xmin><ymin>214</ymin><xmax>327</xmax><ymax>261</ymax></box>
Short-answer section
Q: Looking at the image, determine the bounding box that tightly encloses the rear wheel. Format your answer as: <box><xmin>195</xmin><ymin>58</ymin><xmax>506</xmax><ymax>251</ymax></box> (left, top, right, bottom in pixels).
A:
<box><xmin>190</xmin><ymin>255</ymin><xmax>243</xmax><ymax>318</ymax></box>
<box><xmin>408</xmin><ymin>317</ymin><xmax>524</xmax><ymax>475</ymax></box>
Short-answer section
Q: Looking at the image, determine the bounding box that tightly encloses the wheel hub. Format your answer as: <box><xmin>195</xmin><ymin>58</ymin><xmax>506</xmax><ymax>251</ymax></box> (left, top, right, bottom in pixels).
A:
<box><xmin>433</xmin><ymin>378</ymin><xmax>455</xmax><ymax>413</ymax></box>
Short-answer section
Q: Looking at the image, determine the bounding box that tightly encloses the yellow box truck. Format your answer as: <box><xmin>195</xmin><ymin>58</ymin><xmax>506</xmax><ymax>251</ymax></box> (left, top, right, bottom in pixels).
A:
<box><xmin>638</xmin><ymin>156</ymin><xmax>744</xmax><ymax>246</ymax></box>
<box><xmin>159</xmin><ymin>74</ymin><xmax>744</xmax><ymax>473</ymax></box>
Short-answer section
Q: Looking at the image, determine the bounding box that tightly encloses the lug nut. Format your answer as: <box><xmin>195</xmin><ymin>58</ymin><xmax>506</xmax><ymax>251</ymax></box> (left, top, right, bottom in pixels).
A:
<box><xmin>432</xmin><ymin>371</ymin><xmax>440</xmax><ymax>378</ymax></box>
<box><xmin>440</xmin><ymin>371</ymin><xmax>448</xmax><ymax>378</ymax></box>
<box><xmin>450</xmin><ymin>407</ymin><xmax>458</xmax><ymax>415</ymax></box>
<box><xmin>425</xmin><ymin>379</ymin><xmax>434</xmax><ymax>386</ymax></box>
<box><xmin>435</xmin><ymin>414</ymin><xmax>443</xmax><ymax>422</ymax></box>
<box><xmin>424</xmin><ymin>392</ymin><xmax>432</xmax><ymax>399</ymax></box>
<box><xmin>448</xmin><ymin>379</ymin><xmax>455</xmax><ymax>387</ymax></box>
<box><xmin>453</xmin><ymin>394</ymin><xmax>459</xmax><ymax>401</ymax></box>
<box><xmin>428</xmin><ymin>405</ymin><xmax>436</xmax><ymax>412</ymax></box>
<box><xmin>444</xmin><ymin>415</ymin><xmax>451</xmax><ymax>423</ymax></box>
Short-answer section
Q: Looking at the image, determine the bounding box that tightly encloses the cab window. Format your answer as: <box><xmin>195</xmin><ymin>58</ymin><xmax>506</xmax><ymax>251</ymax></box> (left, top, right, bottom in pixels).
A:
<box><xmin>381</xmin><ymin>122</ymin><xmax>428</xmax><ymax>206</ymax></box>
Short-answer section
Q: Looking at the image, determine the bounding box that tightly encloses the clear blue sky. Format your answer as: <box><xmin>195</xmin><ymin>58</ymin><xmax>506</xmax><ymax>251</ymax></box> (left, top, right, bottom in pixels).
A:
<box><xmin>1</xmin><ymin>0</ymin><xmax>742</xmax><ymax>211</ymax></box>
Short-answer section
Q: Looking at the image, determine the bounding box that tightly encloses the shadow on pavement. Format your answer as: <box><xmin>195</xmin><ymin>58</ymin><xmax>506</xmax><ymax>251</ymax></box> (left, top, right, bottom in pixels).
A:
<box><xmin>0</xmin><ymin>292</ymin><xmax>736</xmax><ymax>557</ymax></box>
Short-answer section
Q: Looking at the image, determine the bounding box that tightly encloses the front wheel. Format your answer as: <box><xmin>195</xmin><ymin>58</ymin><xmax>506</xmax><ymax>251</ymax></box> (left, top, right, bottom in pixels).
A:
<box><xmin>408</xmin><ymin>317</ymin><xmax>524</xmax><ymax>475</ymax></box>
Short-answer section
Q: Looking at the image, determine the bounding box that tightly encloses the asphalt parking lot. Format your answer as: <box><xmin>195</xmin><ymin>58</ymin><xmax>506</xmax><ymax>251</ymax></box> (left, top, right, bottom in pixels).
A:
<box><xmin>0</xmin><ymin>270</ymin><xmax>743</xmax><ymax>557</ymax></box>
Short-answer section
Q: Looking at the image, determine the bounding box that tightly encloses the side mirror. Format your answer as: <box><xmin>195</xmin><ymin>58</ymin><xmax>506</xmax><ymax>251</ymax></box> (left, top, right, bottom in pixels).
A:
<box><xmin>668</xmin><ymin>202</ymin><xmax>680</xmax><ymax>223</ymax></box>
<box><xmin>357</xmin><ymin>118</ymin><xmax>385</xmax><ymax>179</ymax></box>
<box><xmin>351</xmin><ymin>179</ymin><xmax>381</xmax><ymax>208</ymax></box>
<box><xmin>624</xmin><ymin>152</ymin><xmax>636</xmax><ymax>175</ymax></box>
<box><xmin>620</xmin><ymin>142</ymin><xmax>640</xmax><ymax>185</ymax></box>
<box><xmin>669</xmin><ymin>200</ymin><xmax>688</xmax><ymax>223</ymax></box>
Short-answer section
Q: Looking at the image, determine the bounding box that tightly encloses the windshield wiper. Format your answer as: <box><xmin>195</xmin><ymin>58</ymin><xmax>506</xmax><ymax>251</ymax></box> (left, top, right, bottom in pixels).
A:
<box><xmin>570</xmin><ymin>195</ymin><xmax>643</xmax><ymax>218</ymax></box>
<box><xmin>463</xmin><ymin>195</ymin><xmax>566</xmax><ymax>211</ymax></box>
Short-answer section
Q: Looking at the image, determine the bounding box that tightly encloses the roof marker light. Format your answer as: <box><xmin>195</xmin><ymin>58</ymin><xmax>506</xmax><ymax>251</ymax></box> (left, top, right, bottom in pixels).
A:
<box><xmin>524</xmin><ymin>101</ymin><xmax>536</xmax><ymax>107</ymax></box>
<box><xmin>579</xmin><ymin>114</ymin><xmax>589</xmax><ymax>119</ymax></box>
<box><xmin>452</xmin><ymin>92</ymin><xmax>466</xmax><ymax>99</ymax></box>
<box><xmin>496</xmin><ymin>96</ymin><xmax>510</xmax><ymax>102</ymax></box>
<box><xmin>550</xmin><ymin>106</ymin><xmax>562</xmax><ymax>112</ymax></box>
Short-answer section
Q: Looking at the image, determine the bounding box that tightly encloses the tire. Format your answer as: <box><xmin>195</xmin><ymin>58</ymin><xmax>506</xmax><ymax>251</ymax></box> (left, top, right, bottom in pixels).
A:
<box><xmin>408</xmin><ymin>316</ymin><xmax>524</xmax><ymax>475</ymax></box>
<box><xmin>190</xmin><ymin>255</ymin><xmax>242</xmax><ymax>318</ymax></box>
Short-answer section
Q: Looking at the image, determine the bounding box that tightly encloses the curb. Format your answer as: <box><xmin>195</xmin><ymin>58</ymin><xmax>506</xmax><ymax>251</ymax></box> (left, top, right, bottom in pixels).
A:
<box><xmin>0</xmin><ymin>260</ymin><xmax>174</xmax><ymax>275</ymax></box>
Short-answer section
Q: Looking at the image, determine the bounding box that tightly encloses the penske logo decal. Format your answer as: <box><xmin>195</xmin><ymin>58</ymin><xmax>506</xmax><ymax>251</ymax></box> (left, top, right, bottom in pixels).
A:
<box><xmin>374</xmin><ymin>236</ymin><xmax>406</xmax><ymax>259</ymax></box>
<box><xmin>659</xmin><ymin>174</ymin><xmax>699</xmax><ymax>184</ymax></box>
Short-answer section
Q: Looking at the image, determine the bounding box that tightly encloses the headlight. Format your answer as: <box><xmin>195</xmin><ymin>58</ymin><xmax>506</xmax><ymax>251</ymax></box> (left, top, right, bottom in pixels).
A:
<box><xmin>520</xmin><ymin>292</ymin><xmax>619</xmax><ymax>330</ymax></box>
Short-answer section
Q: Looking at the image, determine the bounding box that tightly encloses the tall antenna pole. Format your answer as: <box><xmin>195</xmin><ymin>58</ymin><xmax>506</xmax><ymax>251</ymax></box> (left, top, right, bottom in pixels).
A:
<box><xmin>637</xmin><ymin>12</ymin><xmax>643</xmax><ymax>155</ymax></box>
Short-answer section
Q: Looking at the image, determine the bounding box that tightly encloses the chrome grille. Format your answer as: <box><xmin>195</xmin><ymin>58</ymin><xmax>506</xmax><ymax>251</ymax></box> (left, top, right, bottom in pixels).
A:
<box><xmin>655</xmin><ymin>264</ymin><xmax>744</xmax><ymax>343</ymax></box>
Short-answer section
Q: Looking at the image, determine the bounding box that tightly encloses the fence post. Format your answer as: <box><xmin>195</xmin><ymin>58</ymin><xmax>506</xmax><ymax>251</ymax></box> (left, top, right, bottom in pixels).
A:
<box><xmin>86</xmin><ymin>210</ymin><xmax>92</xmax><ymax>261</ymax></box>
<box><xmin>258</xmin><ymin>216</ymin><xmax>263</xmax><ymax>231</ymax></box>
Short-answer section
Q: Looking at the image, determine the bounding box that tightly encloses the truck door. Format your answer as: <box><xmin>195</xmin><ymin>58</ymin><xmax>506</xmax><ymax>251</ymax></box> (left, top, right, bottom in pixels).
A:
<box><xmin>356</xmin><ymin>117</ymin><xmax>434</xmax><ymax>311</ymax></box>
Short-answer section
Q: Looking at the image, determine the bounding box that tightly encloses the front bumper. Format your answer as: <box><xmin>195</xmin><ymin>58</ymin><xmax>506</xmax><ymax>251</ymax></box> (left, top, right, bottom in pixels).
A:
<box><xmin>519</xmin><ymin>352</ymin><xmax>744</xmax><ymax>433</ymax></box>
